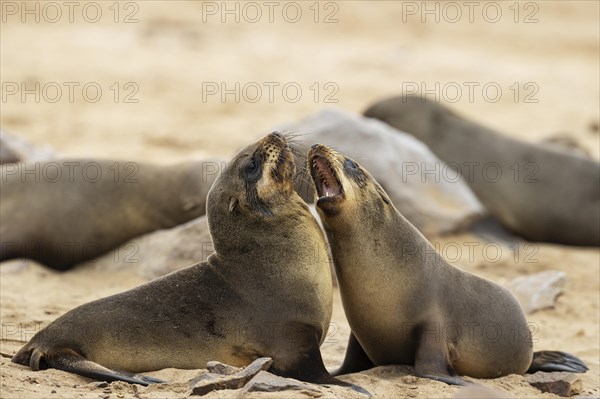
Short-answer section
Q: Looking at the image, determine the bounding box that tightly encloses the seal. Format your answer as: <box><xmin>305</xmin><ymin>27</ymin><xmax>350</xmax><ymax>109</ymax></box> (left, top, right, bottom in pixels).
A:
<box><xmin>308</xmin><ymin>144</ymin><xmax>588</xmax><ymax>384</ymax></box>
<box><xmin>12</xmin><ymin>133</ymin><xmax>362</xmax><ymax>392</ymax></box>
<box><xmin>0</xmin><ymin>158</ymin><xmax>221</xmax><ymax>270</ymax></box>
<box><xmin>364</xmin><ymin>95</ymin><xmax>600</xmax><ymax>246</ymax></box>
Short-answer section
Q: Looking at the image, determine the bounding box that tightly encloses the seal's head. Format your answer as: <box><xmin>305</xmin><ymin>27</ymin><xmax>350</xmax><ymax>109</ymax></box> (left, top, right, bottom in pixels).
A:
<box><xmin>308</xmin><ymin>144</ymin><xmax>392</xmax><ymax>229</ymax></box>
<box><xmin>207</xmin><ymin>132</ymin><xmax>308</xmax><ymax>253</ymax></box>
<box><xmin>208</xmin><ymin>131</ymin><xmax>296</xmax><ymax>215</ymax></box>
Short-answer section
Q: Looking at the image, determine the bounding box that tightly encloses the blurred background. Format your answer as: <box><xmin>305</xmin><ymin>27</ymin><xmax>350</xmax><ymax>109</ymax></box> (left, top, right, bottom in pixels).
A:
<box><xmin>2</xmin><ymin>1</ymin><xmax>599</xmax><ymax>162</ymax></box>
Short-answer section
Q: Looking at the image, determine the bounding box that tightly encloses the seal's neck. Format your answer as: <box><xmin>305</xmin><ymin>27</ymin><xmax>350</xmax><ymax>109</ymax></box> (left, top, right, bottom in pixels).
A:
<box><xmin>326</xmin><ymin>207</ymin><xmax>441</xmax><ymax>283</ymax></box>
<box><xmin>209</xmin><ymin>202</ymin><xmax>328</xmax><ymax>275</ymax></box>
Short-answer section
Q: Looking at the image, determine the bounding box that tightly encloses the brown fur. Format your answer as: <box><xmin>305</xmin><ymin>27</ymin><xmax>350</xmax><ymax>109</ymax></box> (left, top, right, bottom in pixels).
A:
<box><xmin>308</xmin><ymin>145</ymin><xmax>585</xmax><ymax>384</ymax></box>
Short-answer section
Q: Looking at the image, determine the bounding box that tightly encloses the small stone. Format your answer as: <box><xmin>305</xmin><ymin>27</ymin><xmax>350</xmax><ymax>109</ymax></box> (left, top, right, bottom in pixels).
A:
<box><xmin>242</xmin><ymin>371</ymin><xmax>322</xmax><ymax>395</ymax></box>
<box><xmin>189</xmin><ymin>357</ymin><xmax>273</xmax><ymax>396</ymax></box>
<box><xmin>206</xmin><ymin>361</ymin><xmax>240</xmax><ymax>375</ymax></box>
<box><xmin>117</xmin><ymin>394</ymin><xmax>124</xmax><ymax>398</ymax></box>
<box><xmin>400</xmin><ymin>375</ymin><xmax>420</xmax><ymax>384</ymax></box>
<box><xmin>507</xmin><ymin>270</ymin><xmax>566</xmax><ymax>314</ymax></box>
<box><xmin>26</xmin><ymin>376</ymin><xmax>39</xmax><ymax>384</ymax></box>
<box><xmin>237</xmin><ymin>357</ymin><xmax>272</xmax><ymax>376</ymax></box>
<box><xmin>51</xmin><ymin>390</ymin><xmax>57</xmax><ymax>394</ymax></box>
<box><xmin>99</xmin><ymin>395</ymin><xmax>110</xmax><ymax>399</ymax></box>
<box><xmin>91</xmin><ymin>381</ymin><xmax>109</xmax><ymax>388</ymax></box>
<box><xmin>527</xmin><ymin>371</ymin><xmax>582</xmax><ymax>397</ymax></box>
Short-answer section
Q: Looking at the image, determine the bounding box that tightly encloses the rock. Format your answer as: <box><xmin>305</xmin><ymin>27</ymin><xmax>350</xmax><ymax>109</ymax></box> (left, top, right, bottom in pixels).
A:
<box><xmin>527</xmin><ymin>372</ymin><xmax>582</xmax><ymax>397</ymax></box>
<box><xmin>86</xmin><ymin>216</ymin><xmax>213</xmax><ymax>279</ymax></box>
<box><xmin>0</xmin><ymin>129</ymin><xmax>56</xmax><ymax>164</ymax></box>
<box><xmin>189</xmin><ymin>357</ymin><xmax>272</xmax><ymax>396</ymax></box>
<box><xmin>90</xmin><ymin>381</ymin><xmax>109</xmax><ymax>388</ymax></box>
<box><xmin>507</xmin><ymin>270</ymin><xmax>567</xmax><ymax>314</ymax></box>
<box><xmin>276</xmin><ymin>108</ymin><xmax>485</xmax><ymax>237</ymax></box>
<box><xmin>235</xmin><ymin>357</ymin><xmax>272</xmax><ymax>377</ymax></box>
<box><xmin>242</xmin><ymin>371</ymin><xmax>322</xmax><ymax>395</ymax></box>
<box><xmin>206</xmin><ymin>361</ymin><xmax>240</xmax><ymax>375</ymax></box>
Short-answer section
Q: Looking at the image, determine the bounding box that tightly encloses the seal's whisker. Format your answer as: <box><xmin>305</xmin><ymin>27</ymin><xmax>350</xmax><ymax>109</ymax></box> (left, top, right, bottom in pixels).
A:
<box><xmin>295</xmin><ymin>163</ymin><xmax>314</xmax><ymax>198</ymax></box>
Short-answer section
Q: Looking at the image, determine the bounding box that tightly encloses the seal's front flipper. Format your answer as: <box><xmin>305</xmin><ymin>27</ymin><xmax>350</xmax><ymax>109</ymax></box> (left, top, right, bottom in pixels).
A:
<box><xmin>272</xmin><ymin>323</ymin><xmax>371</xmax><ymax>396</ymax></box>
<box><xmin>332</xmin><ymin>332</ymin><xmax>375</xmax><ymax>376</ymax></box>
<box><xmin>20</xmin><ymin>347</ymin><xmax>160</xmax><ymax>386</ymax></box>
<box><xmin>418</xmin><ymin>373</ymin><xmax>468</xmax><ymax>386</ymax></box>
<box><xmin>528</xmin><ymin>351</ymin><xmax>588</xmax><ymax>373</ymax></box>
<box><xmin>414</xmin><ymin>326</ymin><xmax>468</xmax><ymax>386</ymax></box>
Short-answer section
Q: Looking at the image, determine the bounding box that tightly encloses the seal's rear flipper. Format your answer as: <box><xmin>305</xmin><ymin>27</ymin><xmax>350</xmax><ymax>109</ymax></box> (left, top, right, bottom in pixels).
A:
<box><xmin>114</xmin><ymin>370</ymin><xmax>166</xmax><ymax>385</ymax></box>
<box><xmin>528</xmin><ymin>351</ymin><xmax>588</xmax><ymax>373</ymax></box>
<box><xmin>13</xmin><ymin>347</ymin><xmax>162</xmax><ymax>386</ymax></box>
<box><xmin>469</xmin><ymin>215</ymin><xmax>520</xmax><ymax>247</ymax></box>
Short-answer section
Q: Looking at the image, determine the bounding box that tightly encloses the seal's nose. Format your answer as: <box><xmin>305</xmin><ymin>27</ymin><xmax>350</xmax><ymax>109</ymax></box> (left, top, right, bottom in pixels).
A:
<box><xmin>311</xmin><ymin>144</ymin><xmax>320</xmax><ymax>150</ymax></box>
<box><xmin>270</xmin><ymin>131</ymin><xmax>285</xmax><ymax>141</ymax></box>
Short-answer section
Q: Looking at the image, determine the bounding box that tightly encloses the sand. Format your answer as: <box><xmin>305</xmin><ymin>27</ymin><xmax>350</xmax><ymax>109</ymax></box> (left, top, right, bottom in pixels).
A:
<box><xmin>1</xmin><ymin>1</ymin><xmax>598</xmax><ymax>398</ymax></box>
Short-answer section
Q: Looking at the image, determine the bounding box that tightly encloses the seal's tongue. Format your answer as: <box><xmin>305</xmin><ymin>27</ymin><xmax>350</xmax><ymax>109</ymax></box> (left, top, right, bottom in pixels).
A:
<box><xmin>312</xmin><ymin>156</ymin><xmax>342</xmax><ymax>199</ymax></box>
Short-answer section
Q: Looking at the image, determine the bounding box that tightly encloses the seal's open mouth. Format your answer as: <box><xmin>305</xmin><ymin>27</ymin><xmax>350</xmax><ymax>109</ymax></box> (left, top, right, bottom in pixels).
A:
<box><xmin>310</xmin><ymin>155</ymin><xmax>344</xmax><ymax>201</ymax></box>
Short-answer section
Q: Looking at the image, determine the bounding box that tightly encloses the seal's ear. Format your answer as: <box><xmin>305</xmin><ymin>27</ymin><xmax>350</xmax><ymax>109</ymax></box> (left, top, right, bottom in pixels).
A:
<box><xmin>229</xmin><ymin>197</ymin><xmax>239</xmax><ymax>213</ymax></box>
<box><xmin>375</xmin><ymin>183</ymin><xmax>391</xmax><ymax>205</ymax></box>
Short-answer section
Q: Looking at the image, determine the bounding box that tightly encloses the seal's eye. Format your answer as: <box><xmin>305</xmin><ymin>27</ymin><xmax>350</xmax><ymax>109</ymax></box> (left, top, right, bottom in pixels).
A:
<box><xmin>344</xmin><ymin>159</ymin><xmax>358</xmax><ymax>171</ymax></box>
<box><xmin>246</xmin><ymin>159</ymin><xmax>258</xmax><ymax>174</ymax></box>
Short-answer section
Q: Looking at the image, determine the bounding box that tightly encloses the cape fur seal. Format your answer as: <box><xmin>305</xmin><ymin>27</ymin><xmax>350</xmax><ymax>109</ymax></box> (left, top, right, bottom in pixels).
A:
<box><xmin>307</xmin><ymin>144</ymin><xmax>587</xmax><ymax>384</ymax></box>
<box><xmin>364</xmin><ymin>95</ymin><xmax>600</xmax><ymax>246</ymax></box>
<box><xmin>12</xmin><ymin>133</ymin><xmax>363</xmax><ymax>392</ymax></box>
<box><xmin>1</xmin><ymin>158</ymin><xmax>221</xmax><ymax>270</ymax></box>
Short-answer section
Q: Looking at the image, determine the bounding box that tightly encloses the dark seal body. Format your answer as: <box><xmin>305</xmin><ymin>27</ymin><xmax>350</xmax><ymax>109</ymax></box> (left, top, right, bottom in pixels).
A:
<box><xmin>364</xmin><ymin>95</ymin><xmax>600</xmax><ymax>246</ymax></box>
<box><xmin>1</xmin><ymin>159</ymin><xmax>219</xmax><ymax>270</ymax></box>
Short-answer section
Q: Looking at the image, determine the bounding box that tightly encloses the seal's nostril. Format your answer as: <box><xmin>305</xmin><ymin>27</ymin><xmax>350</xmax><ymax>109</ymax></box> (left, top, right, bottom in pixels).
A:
<box><xmin>271</xmin><ymin>131</ymin><xmax>284</xmax><ymax>140</ymax></box>
<box><xmin>311</xmin><ymin>144</ymin><xmax>320</xmax><ymax>150</ymax></box>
